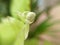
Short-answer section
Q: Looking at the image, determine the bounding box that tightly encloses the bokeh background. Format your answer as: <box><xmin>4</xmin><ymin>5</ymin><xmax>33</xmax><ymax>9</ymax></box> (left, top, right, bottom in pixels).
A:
<box><xmin>0</xmin><ymin>0</ymin><xmax>60</xmax><ymax>45</ymax></box>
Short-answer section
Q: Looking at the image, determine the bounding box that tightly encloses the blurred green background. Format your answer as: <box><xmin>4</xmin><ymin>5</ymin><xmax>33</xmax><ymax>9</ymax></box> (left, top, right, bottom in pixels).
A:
<box><xmin>0</xmin><ymin>0</ymin><xmax>60</xmax><ymax>45</ymax></box>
